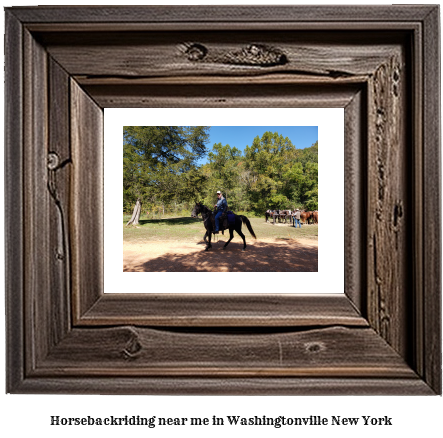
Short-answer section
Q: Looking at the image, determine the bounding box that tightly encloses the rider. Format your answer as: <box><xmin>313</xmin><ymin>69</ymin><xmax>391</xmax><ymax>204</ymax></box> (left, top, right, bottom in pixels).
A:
<box><xmin>293</xmin><ymin>208</ymin><xmax>302</xmax><ymax>228</ymax></box>
<box><xmin>214</xmin><ymin>190</ymin><xmax>228</xmax><ymax>233</ymax></box>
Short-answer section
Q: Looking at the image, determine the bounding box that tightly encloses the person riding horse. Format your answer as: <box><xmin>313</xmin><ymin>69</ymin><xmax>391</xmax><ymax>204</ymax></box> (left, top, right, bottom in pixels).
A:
<box><xmin>214</xmin><ymin>190</ymin><xmax>228</xmax><ymax>233</ymax></box>
<box><xmin>191</xmin><ymin>202</ymin><xmax>256</xmax><ymax>251</ymax></box>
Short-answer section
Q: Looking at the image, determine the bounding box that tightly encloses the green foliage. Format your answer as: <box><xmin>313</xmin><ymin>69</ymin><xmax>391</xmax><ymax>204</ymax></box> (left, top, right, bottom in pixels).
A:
<box><xmin>242</xmin><ymin>133</ymin><xmax>318</xmax><ymax>213</ymax></box>
<box><xmin>123</xmin><ymin>127</ymin><xmax>318</xmax><ymax>217</ymax></box>
<box><xmin>123</xmin><ymin>126</ymin><xmax>210</xmax><ymax>212</ymax></box>
<box><xmin>207</xmin><ymin>142</ymin><xmax>242</xmax><ymax>209</ymax></box>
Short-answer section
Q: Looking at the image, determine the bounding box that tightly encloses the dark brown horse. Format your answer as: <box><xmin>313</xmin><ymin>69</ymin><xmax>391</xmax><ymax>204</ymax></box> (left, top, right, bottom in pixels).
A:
<box><xmin>265</xmin><ymin>209</ymin><xmax>278</xmax><ymax>222</ymax></box>
<box><xmin>191</xmin><ymin>203</ymin><xmax>256</xmax><ymax>251</ymax></box>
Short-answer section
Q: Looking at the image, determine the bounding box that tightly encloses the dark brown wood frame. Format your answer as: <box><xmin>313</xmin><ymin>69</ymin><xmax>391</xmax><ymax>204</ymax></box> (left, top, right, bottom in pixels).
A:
<box><xmin>5</xmin><ymin>6</ymin><xmax>441</xmax><ymax>394</ymax></box>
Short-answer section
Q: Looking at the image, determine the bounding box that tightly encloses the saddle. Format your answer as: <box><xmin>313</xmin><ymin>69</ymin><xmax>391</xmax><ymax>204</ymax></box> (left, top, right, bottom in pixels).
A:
<box><xmin>211</xmin><ymin>210</ymin><xmax>235</xmax><ymax>232</ymax></box>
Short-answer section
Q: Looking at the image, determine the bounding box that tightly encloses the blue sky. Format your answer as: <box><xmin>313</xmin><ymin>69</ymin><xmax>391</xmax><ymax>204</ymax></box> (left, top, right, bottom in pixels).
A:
<box><xmin>200</xmin><ymin>126</ymin><xmax>318</xmax><ymax>165</ymax></box>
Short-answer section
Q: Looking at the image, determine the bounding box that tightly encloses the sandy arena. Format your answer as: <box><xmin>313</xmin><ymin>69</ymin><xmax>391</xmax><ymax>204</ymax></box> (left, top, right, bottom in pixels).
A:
<box><xmin>123</xmin><ymin>237</ymin><xmax>318</xmax><ymax>272</ymax></box>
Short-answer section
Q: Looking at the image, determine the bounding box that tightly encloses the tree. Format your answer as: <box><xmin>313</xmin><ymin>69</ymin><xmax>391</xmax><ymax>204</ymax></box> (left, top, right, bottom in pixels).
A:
<box><xmin>124</xmin><ymin>126</ymin><xmax>210</xmax><ymax>225</ymax></box>
<box><xmin>244</xmin><ymin>131</ymin><xmax>298</xmax><ymax>213</ymax></box>
<box><xmin>301</xmin><ymin>161</ymin><xmax>318</xmax><ymax>209</ymax></box>
<box><xmin>240</xmin><ymin>134</ymin><xmax>319</xmax><ymax>213</ymax></box>
<box><xmin>180</xmin><ymin>168</ymin><xmax>209</xmax><ymax>204</ymax></box>
<box><xmin>282</xmin><ymin>162</ymin><xmax>304</xmax><ymax>205</ymax></box>
<box><xmin>207</xmin><ymin>143</ymin><xmax>242</xmax><ymax>208</ymax></box>
<box><xmin>126</xmin><ymin>198</ymin><xmax>142</xmax><ymax>226</ymax></box>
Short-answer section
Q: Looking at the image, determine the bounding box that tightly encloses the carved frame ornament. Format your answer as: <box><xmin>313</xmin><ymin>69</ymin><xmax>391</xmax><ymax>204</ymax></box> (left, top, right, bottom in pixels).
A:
<box><xmin>4</xmin><ymin>6</ymin><xmax>441</xmax><ymax>394</ymax></box>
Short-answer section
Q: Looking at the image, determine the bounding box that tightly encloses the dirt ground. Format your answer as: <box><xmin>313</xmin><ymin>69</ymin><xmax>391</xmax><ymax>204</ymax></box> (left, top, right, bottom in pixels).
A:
<box><xmin>123</xmin><ymin>237</ymin><xmax>318</xmax><ymax>272</ymax></box>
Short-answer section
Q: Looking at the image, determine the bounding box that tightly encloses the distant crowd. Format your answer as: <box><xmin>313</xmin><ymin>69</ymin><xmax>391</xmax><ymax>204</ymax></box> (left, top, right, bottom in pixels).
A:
<box><xmin>265</xmin><ymin>209</ymin><xmax>318</xmax><ymax>227</ymax></box>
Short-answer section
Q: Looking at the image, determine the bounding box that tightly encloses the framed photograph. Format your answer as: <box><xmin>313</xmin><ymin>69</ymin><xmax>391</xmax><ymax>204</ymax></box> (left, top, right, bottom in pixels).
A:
<box><xmin>107</xmin><ymin>108</ymin><xmax>343</xmax><ymax>294</ymax></box>
<box><xmin>118</xmin><ymin>118</ymin><xmax>322</xmax><ymax>274</ymax></box>
<box><xmin>5</xmin><ymin>5</ymin><xmax>441</xmax><ymax>394</ymax></box>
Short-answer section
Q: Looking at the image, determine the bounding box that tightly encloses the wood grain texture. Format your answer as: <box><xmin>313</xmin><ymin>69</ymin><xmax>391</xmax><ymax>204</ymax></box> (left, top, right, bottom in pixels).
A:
<box><xmin>70</xmin><ymin>80</ymin><xmax>104</xmax><ymax>320</ymax></box>
<box><xmin>344</xmin><ymin>90</ymin><xmax>366</xmax><ymax>314</ymax></box>
<box><xmin>79</xmin><ymin>294</ymin><xmax>367</xmax><ymax>327</ymax></box>
<box><xmin>4</xmin><ymin>10</ymin><xmax>24</xmax><ymax>393</ymax></box>
<box><xmin>40</xmin><ymin>30</ymin><xmax>404</xmax><ymax>79</ymax></box>
<box><xmin>366</xmin><ymin>51</ymin><xmax>409</xmax><ymax>358</ymax></box>
<box><xmin>48</xmin><ymin>57</ymin><xmax>72</xmax><ymax>346</ymax></box>
<box><xmin>37</xmin><ymin>326</ymin><xmax>415</xmax><ymax>378</ymax></box>
<box><xmin>4</xmin><ymin>5</ymin><xmax>441</xmax><ymax>395</ymax></box>
<box><xmin>411</xmin><ymin>17</ymin><xmax>425</xmax><ymax>383</ymax></box>
<box><xmin>8</xmin><ymin>5</ymin><xmax>437</xmax><ymax>24</ymax></box>
<box><xmin>83</xmin><ymin>82</ymin><xmax>361</xmax><ymax>109</ymax></box>
<box><xmin>422</xmin><ymin>6</ymin><xmax>442</xmax><ymax>394</ymax></box>
<box><xmin>23</xmin><ymin>29</ymin><xmax>50</xmax><ymax>372</ymax></box>
<box><xmin>12</xmin><ymin>377</ymin><xmax>434</xmax><ymax>396</ymax></box>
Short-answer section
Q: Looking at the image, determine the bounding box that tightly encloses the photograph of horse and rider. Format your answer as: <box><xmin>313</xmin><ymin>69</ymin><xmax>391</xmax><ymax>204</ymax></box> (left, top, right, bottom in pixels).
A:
<box><xmin>123</xmin><ymin>126</ymin><xmax>318</xmax><ymax>272</ymax></box>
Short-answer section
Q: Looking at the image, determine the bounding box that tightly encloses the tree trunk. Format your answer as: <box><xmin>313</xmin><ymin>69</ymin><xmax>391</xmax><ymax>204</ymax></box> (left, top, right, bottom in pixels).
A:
<box><xmin>126</xmin><ymin>198</ymin><xmax>142</xmax><ymax>226</ymax></box>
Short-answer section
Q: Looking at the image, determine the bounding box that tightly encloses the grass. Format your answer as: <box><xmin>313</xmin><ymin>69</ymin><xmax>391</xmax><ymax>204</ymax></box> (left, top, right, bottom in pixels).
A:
<box><xmin>123</xmin><ymin>214</ymin><xmax>318</xmax><ymax>243</ymax></box>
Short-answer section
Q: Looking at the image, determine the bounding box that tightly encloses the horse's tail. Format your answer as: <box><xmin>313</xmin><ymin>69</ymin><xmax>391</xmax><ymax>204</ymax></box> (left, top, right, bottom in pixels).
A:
<box><xmin>240</xmin><ymin>216</ymin><xmax>257</xmax><ymax>239</ymax></box>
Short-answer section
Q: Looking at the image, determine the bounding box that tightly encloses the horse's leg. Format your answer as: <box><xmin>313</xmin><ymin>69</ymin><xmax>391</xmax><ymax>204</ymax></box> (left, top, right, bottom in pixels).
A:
<box><xmin>223</xmin><ymin>227</ymin><xmax>234</xmax><ymax>250</ymax></box>
<box><xmin>236</xmin><ymin>226</ymin><xmax>247</xmax><ymax>250</ymax></box>
<box><xmin>238</xmin><ymin>229</ymin><xmax>247</xmax><ymax>250</ymax></box>
<box><xmin>205</xmin><ymin>230</ymin><xmax>212</xmax><ymax>251</ymax></box>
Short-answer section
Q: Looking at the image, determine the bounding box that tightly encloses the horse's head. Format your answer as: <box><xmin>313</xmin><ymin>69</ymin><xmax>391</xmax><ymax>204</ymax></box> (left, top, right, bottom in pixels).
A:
<box><xmin>191</xmin><ymin>203</ymin><xmax>202</xmax><ymax>218</ymax></box>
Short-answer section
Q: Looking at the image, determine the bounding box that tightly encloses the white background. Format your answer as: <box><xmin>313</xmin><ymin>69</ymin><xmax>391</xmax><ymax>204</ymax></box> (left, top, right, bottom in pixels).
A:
<box><xmin>106</xmin><ymin>108</ymin><xmax>344</xmax><ymax>293</ymax></box>
<box><xmin>1</xmin><ymin>1</ymin><xmax>442</xmax><ymax>438</ymax></box>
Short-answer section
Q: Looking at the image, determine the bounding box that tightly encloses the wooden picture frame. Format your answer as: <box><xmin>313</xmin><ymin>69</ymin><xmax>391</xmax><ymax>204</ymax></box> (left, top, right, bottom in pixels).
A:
<box><xmin>5</xmin><ymin>5</ymin><xmax>441</xmax><ymax>394</ymax></box>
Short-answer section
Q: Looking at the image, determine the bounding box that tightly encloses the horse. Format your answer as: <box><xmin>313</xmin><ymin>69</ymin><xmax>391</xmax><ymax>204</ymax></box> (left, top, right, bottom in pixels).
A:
<box><xmin>300</xmin><ymin>210</ymin><xmax>312</xmax><ymax>224</ymax></box>
<box><xmin>265</xmin><ymin>209</ymin><xmax>274</xmax><ymax>222</ymax></box>
<box><xmin>312</xmin><ymin>210</ymin><xmax>318</xmax><ymax>224</ymax></box>
<box><xmin>279</xmin><ymin>209</ymin><xmax>292</xmax><ymax>223</ymax></box>
<box><xmin>265</xmin><ymin>209</ymin><xmax>280</xmax><ymax>224</ymax></box>
<box><xmin>191</xmin><ymin>203</ymin><xmax>256</xmax><ymax>251</ymax></box>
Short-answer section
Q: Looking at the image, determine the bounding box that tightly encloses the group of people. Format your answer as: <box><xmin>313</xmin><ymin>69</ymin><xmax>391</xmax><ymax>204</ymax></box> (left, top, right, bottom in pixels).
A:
<box><xmin>213</xmin><ymin>190</ymin><xmax>313</xmax><ymax>232</ymax></box>
<box><xmin>266</xmin><ymin>208</ymin><xmax>317</xmax><ymax>228</ymax></box>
